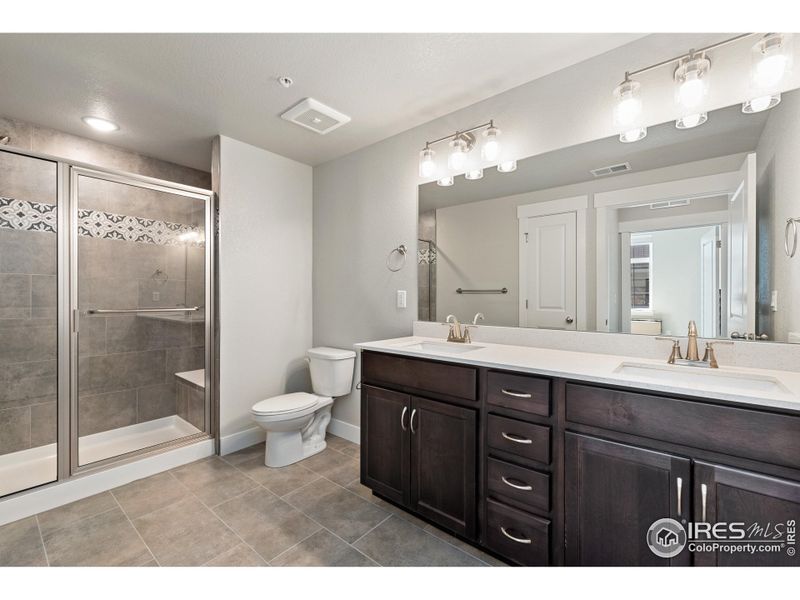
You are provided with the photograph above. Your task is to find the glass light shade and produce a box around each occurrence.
[418,148,436,178]
[613,79,642,126]
[755,52,788,88]
[437,176,454,187]
[753,34,791,90]
[675,112,707,130]
[481,126,501,161]
[619,127,647,143]
[448,137,469,171]
[465,169,483,180]
[674,56,710,110]
[742,93,781,114]
[497,160,517,173]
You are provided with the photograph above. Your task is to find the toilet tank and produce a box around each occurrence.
[308,347,356,397]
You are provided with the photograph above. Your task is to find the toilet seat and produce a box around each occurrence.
[252,392,320,416]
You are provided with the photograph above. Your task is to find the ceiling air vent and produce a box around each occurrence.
[590,162,631,177]
[280,98,351,135]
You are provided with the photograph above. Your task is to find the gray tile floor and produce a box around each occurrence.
[0,435,504,567]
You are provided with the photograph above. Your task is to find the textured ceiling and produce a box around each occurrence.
[0,33,644,170]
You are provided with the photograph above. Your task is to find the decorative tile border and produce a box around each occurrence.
[418,247,436,264]
[0,197,204,246]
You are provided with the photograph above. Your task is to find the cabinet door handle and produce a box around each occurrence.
[501,432,532,444]
[500,527,532,545]
[501,389,532,399]
[501,476,533,491]
[701,483,708,522]
[409,409,417,434]
[400,406,408,431]
[676,477,683,518]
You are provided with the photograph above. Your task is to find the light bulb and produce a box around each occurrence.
[497,160,517,173]
[437,176,454,187]
[675,112,707,130]
[613,79,642,126]
[481,126,501,161]
[448,136,469,171]
[465,169,483,180]
[82,116,119,132]
[674,56,710,110]
[418,147,436,178]
[755,53,788,88]
[742,93,781,114]
[619,127,647,143]
[753,34,790,90]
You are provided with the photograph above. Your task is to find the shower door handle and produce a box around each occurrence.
[87,306,200,315]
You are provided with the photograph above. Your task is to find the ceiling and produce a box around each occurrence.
[419,99,773,212]
[0,33,644,170]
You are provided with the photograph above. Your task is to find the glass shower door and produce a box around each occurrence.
[0,149,59,496]
[73,168,210,467]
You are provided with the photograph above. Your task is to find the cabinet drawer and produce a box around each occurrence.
[485,499,550,566]
[361,351,477,402]
[566,383,800,470]
[487,371,550,416]
[487,415,550,464]
[487,457,550,513]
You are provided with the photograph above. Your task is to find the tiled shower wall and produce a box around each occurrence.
[0,116,211,456]
[417,211,436,321]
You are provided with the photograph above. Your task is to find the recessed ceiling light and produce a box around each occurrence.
[82,116,119,132]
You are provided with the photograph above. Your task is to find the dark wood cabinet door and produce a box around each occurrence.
[693,461,800,566]
[361,385,410,506]
[565,433,691,566]
[410,396,477,538]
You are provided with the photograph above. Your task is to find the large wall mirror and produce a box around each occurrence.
[417,86,800,343]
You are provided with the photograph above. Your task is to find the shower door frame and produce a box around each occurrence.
[0,144,217,497]
[68,166,217,476]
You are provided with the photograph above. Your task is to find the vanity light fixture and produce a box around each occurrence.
[418,120,503,180]
[619,127,647,143]
[497,160,517,173]
[674,54,711,110]
[613,75,643,127]
[465,168,484,180]
[437,176,454,187]
[81,116,119,132]
[419,146,436,178]
[752,33,791,89]
[675,112,708,129]
[742,93,782,113]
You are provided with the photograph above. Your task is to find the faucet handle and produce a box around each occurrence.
[655,336,683,364]
[702,340,733,369]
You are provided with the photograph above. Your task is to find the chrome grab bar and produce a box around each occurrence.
[456,287,508,294]
[500,527,532,545]
[87,307,200,315]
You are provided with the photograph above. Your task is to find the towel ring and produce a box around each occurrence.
[386,244,408,272]
[786,218,799,258]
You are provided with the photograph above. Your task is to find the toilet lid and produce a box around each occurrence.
[252,392,318,416]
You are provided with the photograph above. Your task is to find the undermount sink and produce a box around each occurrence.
[400,341,484,355]
[613,362,793,396]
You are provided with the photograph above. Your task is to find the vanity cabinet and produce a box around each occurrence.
[360,366,478,538]
[564,433,691,566]
[359,349,800,567]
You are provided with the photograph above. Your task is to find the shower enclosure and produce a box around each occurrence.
[0,146,215,499]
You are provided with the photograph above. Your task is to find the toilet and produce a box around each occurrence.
[251,347,356,468]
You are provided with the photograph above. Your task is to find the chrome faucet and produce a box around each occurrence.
[656,320,733,368]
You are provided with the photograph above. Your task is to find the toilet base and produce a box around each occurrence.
[263,404,332,468]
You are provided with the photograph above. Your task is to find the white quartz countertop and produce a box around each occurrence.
[354,336,800,413]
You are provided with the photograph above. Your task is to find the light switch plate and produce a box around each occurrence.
[396,290,407,309]
[152,291,160,302]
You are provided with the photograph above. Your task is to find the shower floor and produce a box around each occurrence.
[0,415,201,497]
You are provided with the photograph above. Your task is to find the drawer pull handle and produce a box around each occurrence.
[701,483,708,522]
[676,477,682,518]
[400,406,408,431]
[501,476,532,491]
[501,432,532,444]
[501,389,532,399]
[500,527,532,545]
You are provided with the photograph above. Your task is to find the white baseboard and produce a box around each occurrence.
[328,418,360,444]
[0,438,214,527]
[220,426,265,456]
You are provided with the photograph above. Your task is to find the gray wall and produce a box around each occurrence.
[1,116,210,457]
[312,33,800,429]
